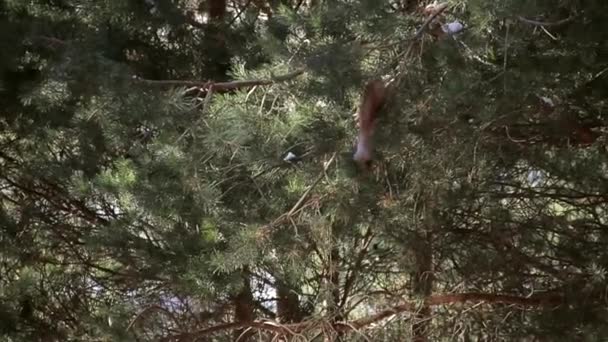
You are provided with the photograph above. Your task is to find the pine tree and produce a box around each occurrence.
[2,0,608,341]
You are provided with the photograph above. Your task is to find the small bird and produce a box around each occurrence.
[283,151,299,162]
[442,21,465,36]
[353,79,388,170]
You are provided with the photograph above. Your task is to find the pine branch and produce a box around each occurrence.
[0,175,108,226]
[127,305,183,333]
[134,68,305,92]
[516,15,575,27]
[340,228,374,309]
[165,291,563,340]
[256,153,336,240]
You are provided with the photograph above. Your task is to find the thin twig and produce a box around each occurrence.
[540,26,558,40]
[127,305,182,333]
[287,153,336,217]
[175,84,215,144]
[228,0,254,26]
[254,154,336,241]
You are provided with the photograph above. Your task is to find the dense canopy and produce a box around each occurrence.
[2,0,608,341]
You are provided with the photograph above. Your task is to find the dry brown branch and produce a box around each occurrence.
[347,292,562,331]
[428,292,562,307]
[134,68,305,92]
[163,291,563,340]
[165,321,293,341]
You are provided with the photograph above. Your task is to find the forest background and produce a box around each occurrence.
[2,0,608,341]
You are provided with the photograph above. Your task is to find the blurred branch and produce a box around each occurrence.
[134,68,305,92]
[27,36,68,50]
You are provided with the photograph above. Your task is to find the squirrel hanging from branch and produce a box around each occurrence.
[347,3,466,173]
[352,79,388,170]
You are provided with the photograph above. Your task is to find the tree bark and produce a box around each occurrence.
[276,279,304,323]
[233,272,255,341]
[208,0,226,21]
[327,245,344,341]
[411,230,434,342]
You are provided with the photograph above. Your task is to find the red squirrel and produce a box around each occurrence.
[353,79,387,169]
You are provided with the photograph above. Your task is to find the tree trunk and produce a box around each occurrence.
[276,279,304,323]
[328,245,344,341]
[208,0,226,21]
[411,231,434,341]
[233,272,255,341]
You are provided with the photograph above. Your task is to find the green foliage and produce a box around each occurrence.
[2,0,608,341]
